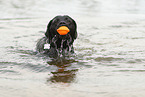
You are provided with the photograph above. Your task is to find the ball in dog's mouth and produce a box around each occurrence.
[57,26,70,35]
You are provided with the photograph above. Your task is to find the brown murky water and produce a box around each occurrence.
[1,0,145,97]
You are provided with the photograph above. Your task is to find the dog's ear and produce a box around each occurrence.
[72,19,77,40]
[45,20,53,43]
[65,15,78,40]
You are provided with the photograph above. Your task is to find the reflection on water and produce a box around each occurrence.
[47,58,78,83]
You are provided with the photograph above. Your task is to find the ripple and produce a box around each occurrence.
[0,70,20,75]
[94,57,123,62]
[127,59,142,64]
[0,61,21,75]
[113,69,145,72]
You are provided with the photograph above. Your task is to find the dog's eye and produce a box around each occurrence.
[53,19,59,23]
[68,20,72,24]
[65,18,68,20]
[65,18,72,24]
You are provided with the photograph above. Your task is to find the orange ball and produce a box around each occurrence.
[57,26,70,35]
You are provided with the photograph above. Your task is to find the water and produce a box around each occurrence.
[1,0,145,97]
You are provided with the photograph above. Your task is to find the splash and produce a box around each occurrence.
[51,34,73,58]
[59,39,66,57]
[67,34,73,53]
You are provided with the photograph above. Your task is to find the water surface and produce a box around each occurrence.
[1,0,145,97]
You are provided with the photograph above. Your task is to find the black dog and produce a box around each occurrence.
[36,15,77,58]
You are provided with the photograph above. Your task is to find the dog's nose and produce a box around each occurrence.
[59,21,66,25]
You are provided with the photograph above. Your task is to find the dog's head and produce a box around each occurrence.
[45,15,77,49]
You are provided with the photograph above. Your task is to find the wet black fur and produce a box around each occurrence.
[36,15,77,58]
